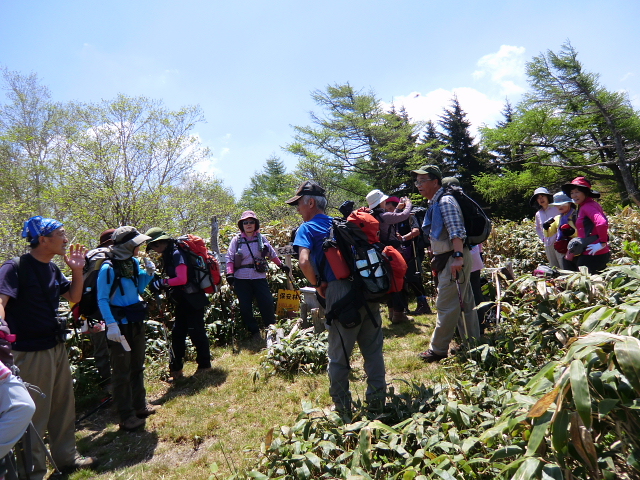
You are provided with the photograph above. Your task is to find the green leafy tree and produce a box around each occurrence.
[479,42,640,207]
[57,94,213,242]
[287,83,421,202]
[438,95,485,195]
[240,155,299,222]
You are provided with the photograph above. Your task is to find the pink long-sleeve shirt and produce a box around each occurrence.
[575,197,610,255]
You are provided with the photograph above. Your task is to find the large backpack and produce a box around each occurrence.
[441,185,492,246]
[74,248,135,321]
[326,208,406,300]
[175,234,221,294]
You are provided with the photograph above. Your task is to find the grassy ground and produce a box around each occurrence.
[67,306,446,479]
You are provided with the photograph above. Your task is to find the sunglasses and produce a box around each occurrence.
[242,220,256,225]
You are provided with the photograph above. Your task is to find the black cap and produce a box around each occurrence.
[285,180,326,205]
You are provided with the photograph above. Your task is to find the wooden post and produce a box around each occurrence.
[210,216,225,274]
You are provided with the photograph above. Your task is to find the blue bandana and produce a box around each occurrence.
[21,216,64,241]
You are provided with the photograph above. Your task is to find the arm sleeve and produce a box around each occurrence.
[167,264,188,287]
[225,236,237,275]
[380,205,412,224]
[264,239,282,266]
[440,196,466,240]
[588,207,609,243]
[135,258,153,293]
[544,216,559,238]
[0,262,19,299]
[535,211,545,242]
[97,264,116,325]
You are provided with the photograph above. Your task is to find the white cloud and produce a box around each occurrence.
[194,134,231,178]
[386,87,505,137]
[621,72,635,82]
[386,46,527,138]
[473,45,527,96]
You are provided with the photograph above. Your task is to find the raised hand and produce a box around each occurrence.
[64,243,87,270]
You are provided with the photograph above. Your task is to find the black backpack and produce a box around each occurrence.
[76,249,136,320]
[324,211,393,302]
[441,185,492,246]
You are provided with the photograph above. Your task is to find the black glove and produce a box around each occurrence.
[559,223,575,237]
[226,274,235,287]
[279,264,291,274]
[148,277,165,294]
[543,218,554,231]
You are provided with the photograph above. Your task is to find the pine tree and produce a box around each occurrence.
[438,96,484,194]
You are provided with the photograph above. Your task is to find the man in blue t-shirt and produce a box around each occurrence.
[0,216,97,478]
[286,181,385,416]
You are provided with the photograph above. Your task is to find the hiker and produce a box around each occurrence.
[83,228,116,389]
[384,196,431,316]
[97,226,155,431]
[0,216,97,478]
[224,211,289,345]
[561,177,610,274]
[413,166,480,362]
[145,228,213,380]
[0,317,35,460]
[287,181,386,414]
[367,189,414,324]
[542,192,579,271]
[530,187,562,268]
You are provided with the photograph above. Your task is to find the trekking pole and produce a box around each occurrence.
[411,241,420,275]
[75,395,113,425]
[455,271,470,341]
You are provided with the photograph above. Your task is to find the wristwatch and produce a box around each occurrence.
[452,251,464,258]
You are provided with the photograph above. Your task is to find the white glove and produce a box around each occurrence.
[586,243,604,255]
[144,257,156,275]
[106,323,123,343]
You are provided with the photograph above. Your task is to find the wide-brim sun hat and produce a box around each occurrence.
[549,192,574,206]
[113,226,151,247]
[529,187,554,207]
[238,210,260,231]
[144,227,172,247]
[366,189,389,209]
[561,176,600,199]
[98,228,117,248]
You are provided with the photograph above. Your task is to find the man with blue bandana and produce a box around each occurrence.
[0,216,97,478]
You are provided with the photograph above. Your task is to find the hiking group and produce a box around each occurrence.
[0,164,611,478]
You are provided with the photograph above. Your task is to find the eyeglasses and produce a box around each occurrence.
[414,178,435,187]
[242,220,256,225]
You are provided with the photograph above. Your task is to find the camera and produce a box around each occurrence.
[254,258,268,273]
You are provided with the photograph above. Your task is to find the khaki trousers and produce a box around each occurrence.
[13,343,78,480]
[430,249,480,356]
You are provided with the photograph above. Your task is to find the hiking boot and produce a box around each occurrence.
[136,405,158,418]
[120,415,145,431]
[391,311,413,324]
[59,454,98,473]
[412,299,432,315]
[418,349,448,363]
[250,331,265,349]
[168,370,183,383]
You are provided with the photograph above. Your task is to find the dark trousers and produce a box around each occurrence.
[234,278,275,334]
[170,293,211,371]
[577,251,611,274]
[108,322,146,422]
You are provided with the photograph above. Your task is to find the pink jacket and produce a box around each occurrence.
[576,197,610,255]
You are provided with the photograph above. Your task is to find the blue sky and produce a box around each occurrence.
[2,0,639,197]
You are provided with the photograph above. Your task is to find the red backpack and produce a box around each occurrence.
[175,235,221,294]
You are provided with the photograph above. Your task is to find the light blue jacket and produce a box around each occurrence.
[97,258,152,325]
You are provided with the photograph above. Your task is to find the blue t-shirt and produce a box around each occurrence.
[0,254,71,352]
[293,213,336,282]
